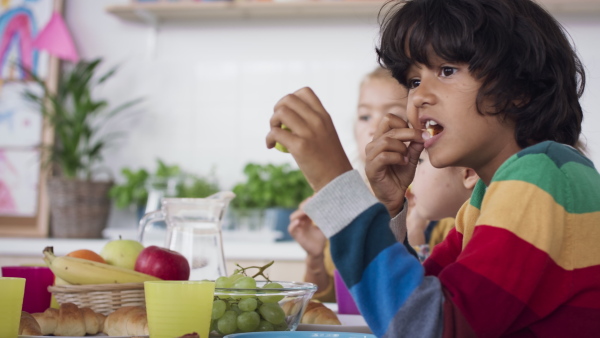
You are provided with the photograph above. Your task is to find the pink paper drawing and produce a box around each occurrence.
[0,1,52,80]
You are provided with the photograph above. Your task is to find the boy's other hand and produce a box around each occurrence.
[365,113,426,217]
[266,87,353,192]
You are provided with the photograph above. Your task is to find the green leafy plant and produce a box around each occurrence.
[231,163,313,210]
[108,168,149,209]
[177,173,220,198]
[110,159,220,209]
[22,58,142,180]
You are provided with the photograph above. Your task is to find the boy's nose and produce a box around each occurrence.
[412,81,435,108]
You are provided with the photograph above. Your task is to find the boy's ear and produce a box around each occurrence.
[462,168,479,190]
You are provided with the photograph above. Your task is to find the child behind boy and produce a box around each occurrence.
[266,0,600,336]
[407,151,478,261]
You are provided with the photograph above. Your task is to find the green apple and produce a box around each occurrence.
[100,237,145,270]
[274,124,291,153]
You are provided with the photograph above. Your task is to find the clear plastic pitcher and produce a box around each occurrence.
[138,192,235,281]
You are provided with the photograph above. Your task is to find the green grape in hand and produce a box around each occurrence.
[275,124,291,153]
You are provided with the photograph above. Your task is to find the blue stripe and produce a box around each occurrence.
[351,243,424,336]
[331,203,425,337]
[331,204,398,288]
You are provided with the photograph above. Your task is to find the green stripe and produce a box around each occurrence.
[517,141,595,170]
[469,180,486,209]
[492,153,600,214]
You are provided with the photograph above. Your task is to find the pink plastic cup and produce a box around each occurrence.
[334,269,360,315]
[1,266,55,313]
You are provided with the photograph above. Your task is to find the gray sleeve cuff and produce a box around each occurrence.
[304,170,378,238]
[389,199,408,242]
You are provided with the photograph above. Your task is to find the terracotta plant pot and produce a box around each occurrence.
[47,177,113,238]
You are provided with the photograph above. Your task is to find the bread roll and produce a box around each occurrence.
[103,306,149,336]
[19,311,42,336]
[301,301,341,325]
[31,303,105,336]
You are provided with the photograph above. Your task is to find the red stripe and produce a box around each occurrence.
[424,227,463,276]
[429,226,600,336]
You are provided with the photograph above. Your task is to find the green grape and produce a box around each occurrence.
[231,276,258,299]
[230,303,243,315]
[216,276,233,299]
[259,303,286,324]
[212,299,227,320]
[216,276,232,288]
[238,297,258,312]
[217,310,238,335]
[229,273,245,284]
[273,320,289,331]
[260,282,285,303]
[237,311,261,332]
[233,276,257,289]
[257,319,275,332]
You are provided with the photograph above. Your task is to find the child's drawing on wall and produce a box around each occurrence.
[0,0,53,81]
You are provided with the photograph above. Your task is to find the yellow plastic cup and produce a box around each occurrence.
[0,277,26,338]
[144,280,215,338]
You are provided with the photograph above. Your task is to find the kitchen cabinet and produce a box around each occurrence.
[106,0,600,23]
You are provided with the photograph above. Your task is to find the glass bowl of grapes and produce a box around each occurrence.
[209,262,317,337]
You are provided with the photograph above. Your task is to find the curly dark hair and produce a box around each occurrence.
[376,0,586,148]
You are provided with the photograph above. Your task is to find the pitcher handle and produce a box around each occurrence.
[138,210,165,243]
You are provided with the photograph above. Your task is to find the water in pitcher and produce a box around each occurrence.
[166,219,227,281]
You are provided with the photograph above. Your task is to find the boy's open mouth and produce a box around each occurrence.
[425,120,444,136]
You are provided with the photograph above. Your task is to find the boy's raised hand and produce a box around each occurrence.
[365,114,426,217]
[266,87,353,192]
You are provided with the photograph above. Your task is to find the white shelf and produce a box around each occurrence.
[106,1,388,22]
[106,0,600,23]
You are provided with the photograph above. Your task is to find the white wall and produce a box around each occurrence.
[63,1,600,228]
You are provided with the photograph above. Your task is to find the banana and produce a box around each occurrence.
[43,246,162,285]
[54,276,72,286]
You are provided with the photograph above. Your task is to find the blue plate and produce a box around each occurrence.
[224,332,376,338]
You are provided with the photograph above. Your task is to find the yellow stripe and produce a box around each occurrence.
[456,180,600,270]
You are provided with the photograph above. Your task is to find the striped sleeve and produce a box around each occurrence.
[306,171,444,337]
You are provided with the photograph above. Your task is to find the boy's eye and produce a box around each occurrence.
[407,78,420,89]
[440,67,457,77]
[358,114,371,122]
[417,158,424,165]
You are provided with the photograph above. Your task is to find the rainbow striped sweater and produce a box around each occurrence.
[304,141,600,337]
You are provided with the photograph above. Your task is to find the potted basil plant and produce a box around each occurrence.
[230,163,313,241]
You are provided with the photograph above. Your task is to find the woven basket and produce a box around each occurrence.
[47,177,113,238]
[48,283,145,315]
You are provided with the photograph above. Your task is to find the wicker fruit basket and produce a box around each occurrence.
[48,283,145,315]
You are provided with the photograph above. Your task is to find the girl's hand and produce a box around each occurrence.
[365,113,427,217]
[288,198,327,258]
[266,87,353,192]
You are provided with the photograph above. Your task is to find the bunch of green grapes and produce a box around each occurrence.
[211,262,289,335]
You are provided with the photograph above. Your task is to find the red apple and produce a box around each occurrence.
[134,246,190,280]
